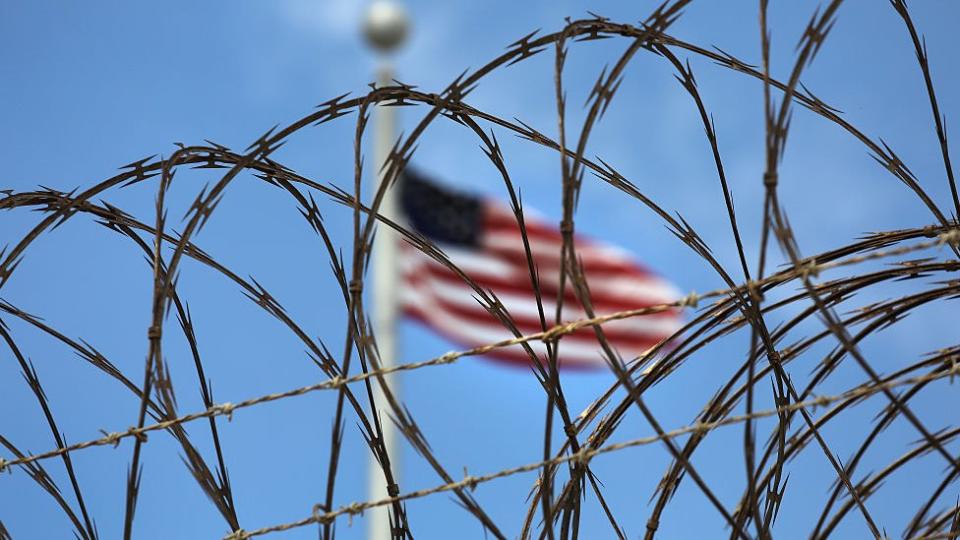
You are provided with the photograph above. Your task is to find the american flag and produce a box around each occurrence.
[398,170,683,369]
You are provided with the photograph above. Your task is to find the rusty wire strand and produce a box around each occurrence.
[214,362,960,540]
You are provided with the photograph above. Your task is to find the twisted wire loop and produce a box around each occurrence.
[0,228,953,471]
[225,365,960,539]
[4,7,960,539]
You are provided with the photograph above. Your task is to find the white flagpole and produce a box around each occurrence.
[363,2,408,539]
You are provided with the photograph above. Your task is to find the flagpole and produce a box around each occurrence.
[363,2,408,539]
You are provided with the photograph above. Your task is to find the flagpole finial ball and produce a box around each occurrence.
[363,0,409,53]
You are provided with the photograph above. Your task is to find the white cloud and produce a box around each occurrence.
[281,0,366,40]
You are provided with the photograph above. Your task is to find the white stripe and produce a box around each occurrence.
[404,270,684,336]
[483,232,633,263]
[598,277,683,304]
[400,244,514,276]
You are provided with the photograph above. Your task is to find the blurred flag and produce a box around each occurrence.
[398,169,683,369]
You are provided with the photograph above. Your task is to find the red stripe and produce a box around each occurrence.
[403,303,626,370]
[484,202,560,239]
[404,271,673,349]
[483,205,655,276]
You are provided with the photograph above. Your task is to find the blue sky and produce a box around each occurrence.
[2,1,959,538]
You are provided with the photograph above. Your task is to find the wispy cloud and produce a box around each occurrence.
[281,0,366,40]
